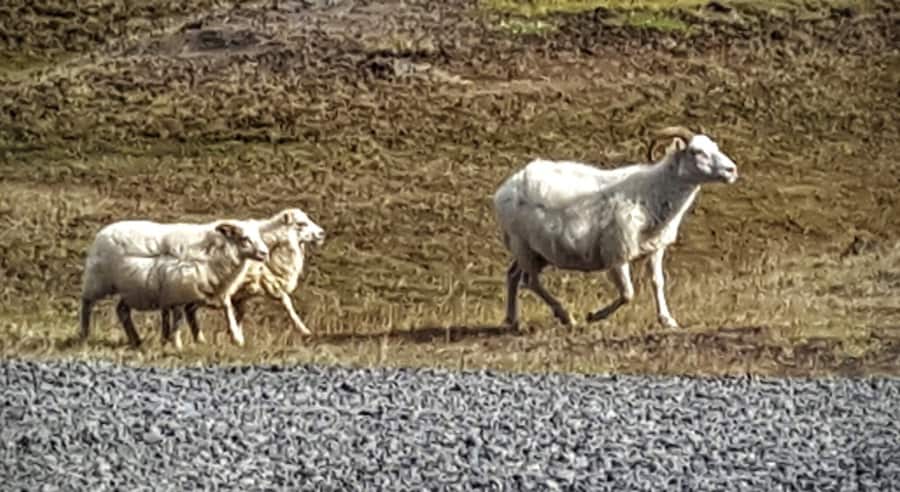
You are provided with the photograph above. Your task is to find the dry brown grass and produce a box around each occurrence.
[1,0,898,376]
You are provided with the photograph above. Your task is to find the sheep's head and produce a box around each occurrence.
[277,208,326,246]
[648,126,738,184]
[216,221,269,262]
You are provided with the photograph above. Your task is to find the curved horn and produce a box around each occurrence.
[646,126,697,162]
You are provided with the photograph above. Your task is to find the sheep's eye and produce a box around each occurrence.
[298,222,308,229]
[240,237,251,245]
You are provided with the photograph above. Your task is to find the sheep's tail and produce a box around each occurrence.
[79,298,93,340]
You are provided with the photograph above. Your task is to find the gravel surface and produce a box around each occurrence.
[1,359,899,491]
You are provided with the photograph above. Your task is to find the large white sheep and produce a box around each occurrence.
[79,219,270,348]
[492,126,739,330]
[163,208,326,349]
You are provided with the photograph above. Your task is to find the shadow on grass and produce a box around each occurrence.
[314,324,517,345]
[55,335,142,352]
[40,323,899,377]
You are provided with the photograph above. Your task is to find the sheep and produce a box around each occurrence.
[79,219,270,348]
[162,208,326,349]
[492,126,739,330]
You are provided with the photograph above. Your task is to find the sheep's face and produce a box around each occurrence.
[679,135,738,184]
[216,222,269,262]
[280,209,326,246]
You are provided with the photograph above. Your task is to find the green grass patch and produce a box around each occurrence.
[483,1,693,34]
[495,18,559,34]
[481,0,706,18]
[481,0,877,19]
[0,53,65,81]
[620,10,690,31]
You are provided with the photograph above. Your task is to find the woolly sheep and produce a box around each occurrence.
[164,208,326,349]
[492,126,739,330]
[79,219,270,348]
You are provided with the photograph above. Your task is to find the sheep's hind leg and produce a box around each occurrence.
[161,309,172,345]
[235,300,247,325]
[503,260,524,330]
[649,249,679,328]
[524,271,574,328]
[184,304,205,344]
[79,298,94,341]
[115,300,142,348]
[586,263,634,323]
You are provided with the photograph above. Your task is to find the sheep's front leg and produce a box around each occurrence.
[586,263,634,323]
[184,304,205,344]
[161,308,183,349]
[79,298,94,341]
[525,271,574,328]
[161,309,171,342]
[222,297,245,347]
[160,308,173,346]
[280,293,312,335]
[649,249,678,328]
[115,300,142,348]
[503,260,524,330]
[168,307,184,351]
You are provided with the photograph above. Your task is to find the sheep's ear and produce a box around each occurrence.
[281,211,294,225]
[215,222,241,239]
[667,137,687,154]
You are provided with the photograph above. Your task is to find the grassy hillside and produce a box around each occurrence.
[1,0,898,376]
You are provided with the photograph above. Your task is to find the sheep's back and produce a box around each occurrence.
[519,159,643,209]
[92,220,214,259]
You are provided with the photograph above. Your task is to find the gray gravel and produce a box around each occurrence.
[1,359,898,491]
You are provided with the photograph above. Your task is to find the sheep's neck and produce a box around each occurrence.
[257,218,284,236]
[201,239,250,296]
[629,163,700,233]
[267,239,305,285]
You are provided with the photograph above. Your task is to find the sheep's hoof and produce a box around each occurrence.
[503,318,520,331]
[659,316,679,329]
[195,332,207,344]
[585,311,606,323]
[556,316,577,330]
[294,330,313,342]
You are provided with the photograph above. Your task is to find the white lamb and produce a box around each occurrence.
[493,126,739,330]
[79,219,270,348]
[163,208,326,349]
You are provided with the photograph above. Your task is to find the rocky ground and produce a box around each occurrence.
[2,358,899,490]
